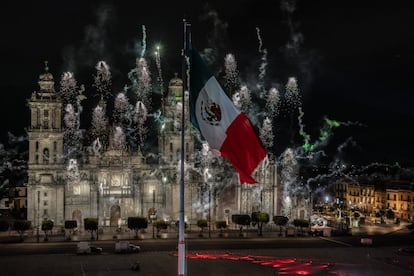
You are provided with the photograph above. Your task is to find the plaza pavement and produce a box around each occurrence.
[0,222,413,275]
[1,245,413,275]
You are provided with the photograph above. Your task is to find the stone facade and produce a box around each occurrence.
[26,67,286,231]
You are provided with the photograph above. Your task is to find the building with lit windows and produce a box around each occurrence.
[336,180,414,221]
[387,182,413,221]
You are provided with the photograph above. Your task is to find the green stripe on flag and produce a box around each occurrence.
[189,47,213,131]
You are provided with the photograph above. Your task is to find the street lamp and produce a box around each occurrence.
[151,189,156,239]
[309,190,313,233]
[208,188,211,238]
[96,184,100,241]
[37,190,40,243]
[260,189,263,211]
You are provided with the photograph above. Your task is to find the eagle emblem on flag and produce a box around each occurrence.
[200,99,221,125]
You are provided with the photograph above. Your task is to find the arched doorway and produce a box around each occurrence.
[72,209,82,230]
[110,205,121,227]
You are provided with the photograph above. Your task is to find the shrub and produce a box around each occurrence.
[84,217,98,240]
[0,220,9,232]
[128,217,148,238]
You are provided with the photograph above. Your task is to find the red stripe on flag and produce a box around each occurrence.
[220,113,267,184]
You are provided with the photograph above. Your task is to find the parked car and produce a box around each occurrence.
[128,243,141,253]
[115,241,141,253]
[397,247,414,255]
[76,242,102,255]
[77,242,91,254]
[90,246,103,254]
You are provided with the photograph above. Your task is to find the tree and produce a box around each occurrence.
[41,219,54,241]
[197,219,208,237]
[0,220,9,232]
[154,220,168,237]
[13,220,31,241]
[84,217,98,240]
[232,214,251,237]
[251,211,269,236]
[273,216,289,236]
[127,217,148,239]
[386,209,395,220]
[64,220,77,240]
[216,221,227,237]
[293,219,310,236]
[175,220,188,229]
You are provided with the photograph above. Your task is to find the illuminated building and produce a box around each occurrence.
[26,67,283,230]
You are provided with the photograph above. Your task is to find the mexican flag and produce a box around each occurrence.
[189,48,267,184]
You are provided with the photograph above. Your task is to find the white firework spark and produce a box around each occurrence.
[91,104,108,147]
[260,117,274,149]
[266,87,281,118]
[285,77,301,110]
[256,27,268,96]
[113,126,126,150]
[140,25,146,58]
[134,101,148,149]
[154,45,164,93]
[280,148,298,216]
[92,138,102,155]
[113,92,130,125]
[93,60,112,101]
[134,101,148,125]
[224,53,239,94]
[59,72,78,105]
[136,57,152,109]
[64,104,76,129]
[237,85,251,112]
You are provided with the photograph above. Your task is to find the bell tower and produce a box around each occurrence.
[158,74,199,219]
[158,73,196,165]
[27,62,65,228]
[27,62,63,165]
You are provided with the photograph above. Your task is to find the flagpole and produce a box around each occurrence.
[178,19,190,276]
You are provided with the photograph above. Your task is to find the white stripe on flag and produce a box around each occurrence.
[195,76,240,150]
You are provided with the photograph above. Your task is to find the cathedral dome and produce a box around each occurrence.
[168,73,183,87]
[39,71,54,82]
[37,61,56,94]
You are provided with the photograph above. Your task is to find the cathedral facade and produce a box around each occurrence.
[26,66,286,232]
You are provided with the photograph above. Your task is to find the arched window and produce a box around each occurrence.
[43,110,49,129]
[52,109,56,129]
[36,109,40,127]
[176,149,180,161]
[185,143,189,161]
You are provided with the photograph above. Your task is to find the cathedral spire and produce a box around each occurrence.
[44,60,49,73]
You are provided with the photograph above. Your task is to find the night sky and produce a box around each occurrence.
[0,0,413,166]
